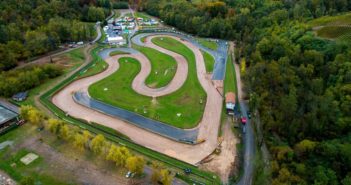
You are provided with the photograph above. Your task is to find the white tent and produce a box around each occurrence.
[108,36,124,43]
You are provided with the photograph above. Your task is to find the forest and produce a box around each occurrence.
[0,64,63,97]
[140,0,351,184]
[0,0,111,71]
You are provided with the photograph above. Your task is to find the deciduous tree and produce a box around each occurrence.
[90,134,106,155]
[126,156,145,175]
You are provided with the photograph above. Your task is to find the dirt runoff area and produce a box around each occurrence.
[200,117,239,184]
[0,170,16,185]
[12,132,144,185]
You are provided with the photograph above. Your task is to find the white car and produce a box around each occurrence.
[125,171,132,178]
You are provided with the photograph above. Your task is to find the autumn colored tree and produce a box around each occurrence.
[47,118,61,134]
[90,134,106,155]
[73,133,86,151]
[126,156,145,175]
[160,169,173,185]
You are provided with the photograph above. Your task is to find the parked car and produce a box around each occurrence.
[125,171,132,178]
[241,117,247,125]
[184,168,192,174]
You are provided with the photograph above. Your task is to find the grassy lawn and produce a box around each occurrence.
[197,38,218,50]
[316,26,351,41]
[79,47,108,78]
[133,44,177,88]
[98,27,107,43]
[0,124,123,185]
[89,36,206,128]
[15,48,85,107]
[135,12,152,20]
[308,12,351,26]
[201,50,215,72]
[89,57,152,115]
[0,148,69,185]
[224,54,237,94]
[0,125,72,185]
[124,13,133,17]
[309,12,351,42]
[150,37,206,127]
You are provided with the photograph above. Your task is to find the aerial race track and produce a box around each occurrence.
[52,32,228,164]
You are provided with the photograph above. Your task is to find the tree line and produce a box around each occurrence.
[0,0,111,71]
[140,0,351,184]
[19,106,174,185]
[0,64,63,97]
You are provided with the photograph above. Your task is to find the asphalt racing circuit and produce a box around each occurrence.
[52,33,228,165]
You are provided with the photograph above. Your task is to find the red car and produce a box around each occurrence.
[241,117,247,125]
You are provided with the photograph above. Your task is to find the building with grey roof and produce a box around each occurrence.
[0,103,20,134]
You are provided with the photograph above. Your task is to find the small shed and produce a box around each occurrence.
[12,91,28,102]
[225,92,236,115]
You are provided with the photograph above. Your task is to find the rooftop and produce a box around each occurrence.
[225,92,236,103]
[0,104,18,125]
[12,91,28,101]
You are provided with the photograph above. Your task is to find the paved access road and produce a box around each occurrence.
[52,34,223,165]
[231,42,255,185]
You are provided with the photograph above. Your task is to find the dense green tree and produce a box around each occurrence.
[0,0,108,71]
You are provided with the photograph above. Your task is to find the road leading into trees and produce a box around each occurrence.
[231,42,255,185]
[52,34,223,165]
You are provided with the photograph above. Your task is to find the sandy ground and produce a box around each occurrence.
[52,35,223,165]
[0,170,16,185]
[200,117,238,183]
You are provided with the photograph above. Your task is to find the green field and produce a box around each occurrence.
[197,38,218,50]
[316,26,351,41]
[0,147,69,185]
[202,50,215,72]
[309,13,351,42]
[89,37,206,128]
[133,44,177,88]
[78,47,108,78]
[309,13,351,26]
[224,54,237,94]
[135,12,152,20]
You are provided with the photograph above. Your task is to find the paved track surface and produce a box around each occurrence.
[52,34,223,164]
[74,91,198,142]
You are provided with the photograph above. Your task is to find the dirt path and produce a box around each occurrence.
[52,34,222,164]
[15,135,132,185]
[200,117,238,183]
[0,170,16,185]
[34,45,94,117]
